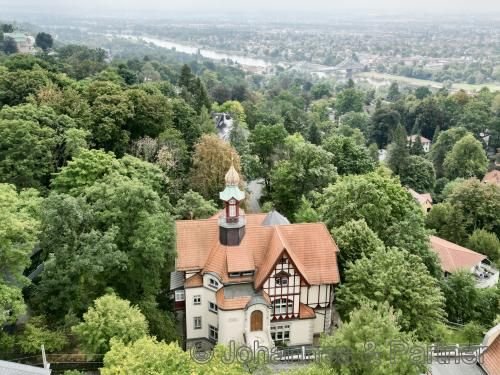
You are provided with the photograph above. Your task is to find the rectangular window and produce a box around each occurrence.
[273,298,293,315]
[271,325,290,344]
[194,316,202,330]
[193,295,201,305]
[208,278,219,289]
[209,302,218,314]
[229,204,236,217]
[175,290,185,301]
[242,271,254,276]
[229,272,241,277]
[209,325,218,341]
[276,277,288,286]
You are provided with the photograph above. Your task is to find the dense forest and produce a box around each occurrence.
[1,25,499,374]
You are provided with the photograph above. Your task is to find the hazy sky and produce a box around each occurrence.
[2,0,500,15]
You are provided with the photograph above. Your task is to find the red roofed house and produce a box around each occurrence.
[430,236,499,288]
[481,324,500,375]
[483,170,500,186]
[407,134,432,153]
[171,165,341,350]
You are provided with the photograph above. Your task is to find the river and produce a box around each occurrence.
[119,35,271,68]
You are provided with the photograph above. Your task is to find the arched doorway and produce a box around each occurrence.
[250,310,263,331]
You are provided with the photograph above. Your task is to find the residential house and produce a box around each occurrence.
[171,165,341,350]
[482,170,500,187]
[4,32,35,53]
[408,188,433,213]
[430,236,499,288]
[481,323,500,375]
[407,134,432,153]
[430,323,500,374]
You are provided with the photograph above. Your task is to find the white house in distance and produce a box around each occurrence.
[430,236,499,288]
[171,166,341,350]
[4,32,35,54]
[407,134,432,153]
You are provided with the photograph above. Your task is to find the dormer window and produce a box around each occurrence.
[208,278,219,289]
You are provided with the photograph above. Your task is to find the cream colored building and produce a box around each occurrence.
[171,166,341,350]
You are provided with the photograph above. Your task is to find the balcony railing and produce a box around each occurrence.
[218,214,246,228]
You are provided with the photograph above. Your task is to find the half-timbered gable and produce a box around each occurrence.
[172,165,341,350]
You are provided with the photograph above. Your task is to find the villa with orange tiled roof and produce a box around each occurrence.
[170,165,341,351]
[430,236,499,288]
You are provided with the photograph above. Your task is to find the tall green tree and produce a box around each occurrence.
[443,134,488,179]
[332,219,384,272]
[369,106,401,147]
[35,32,53,52]
[0,119,56,189]
[337,247,445,340]
[73,294,149,355]
[0,184,42,326]
[425,203,468,244]
[400,155,436,193]
[335,88,364,115]
[429,127,469,177]
[320,302,426,375]
[174,190,218,220]
[466,229,500,263]
[270,135,337,219]
[322,135,375,176]
[249,123,288,190]
[447,179,500,237]
[386,124,409,176]
[319,172,439,274]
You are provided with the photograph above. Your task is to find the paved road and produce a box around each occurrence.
[247,179,264,213]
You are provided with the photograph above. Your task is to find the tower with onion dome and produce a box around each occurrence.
[219,164,246,246]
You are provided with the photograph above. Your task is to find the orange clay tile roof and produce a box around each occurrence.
[176,212,340,288]
[184,273,203,288]
[483,170,500,186]
[483,328,500,375]
[430,236,486,274]
[299,303,316,319]
[216,288,252,311]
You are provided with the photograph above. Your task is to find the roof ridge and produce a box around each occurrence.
[275,226,310,284]
[431,236,485,255]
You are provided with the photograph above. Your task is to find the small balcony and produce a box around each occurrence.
[218,214,246,228]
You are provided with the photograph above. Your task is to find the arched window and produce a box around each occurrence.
[250,310,263,331]
[273,298,293,315]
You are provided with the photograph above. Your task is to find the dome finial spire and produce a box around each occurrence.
[225,159,240,186]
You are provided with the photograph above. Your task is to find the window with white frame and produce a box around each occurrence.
[209,325,218,341]
[208,302,218,314]
[271,325,290,343]
[208,278,219,289]
[174,290,185,301]
[194,316,202,330]
[273,298,293,315]
[193,295,201,305]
